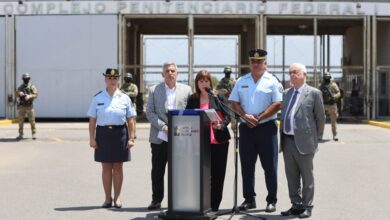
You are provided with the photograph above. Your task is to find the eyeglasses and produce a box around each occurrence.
[106,77,118,80]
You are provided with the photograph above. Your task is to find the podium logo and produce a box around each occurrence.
[173,126,199,136]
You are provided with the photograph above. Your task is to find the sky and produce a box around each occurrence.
[143,34,343,86]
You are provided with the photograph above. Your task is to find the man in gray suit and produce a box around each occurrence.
[280,63,325,218]
[145,61,192,210]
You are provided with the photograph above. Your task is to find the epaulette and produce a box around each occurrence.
[94,91,102,96]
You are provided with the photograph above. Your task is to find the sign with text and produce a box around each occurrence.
[1,1,390,16]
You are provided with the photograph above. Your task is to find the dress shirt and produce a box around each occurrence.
[283,84,305,135]
[87,89,136,126]
[165,83,176,110]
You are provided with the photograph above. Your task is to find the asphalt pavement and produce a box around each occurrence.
[0,121,390,220]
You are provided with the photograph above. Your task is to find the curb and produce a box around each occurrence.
[0,119,17,126]
[362,120,390,129]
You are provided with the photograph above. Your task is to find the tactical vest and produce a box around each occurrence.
[18,85,34,106]
[121,83,137,103]
[217,78,235,94]
[320,84,335,105]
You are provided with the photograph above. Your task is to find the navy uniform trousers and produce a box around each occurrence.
[151,141,168,203]
[239,120,278,204]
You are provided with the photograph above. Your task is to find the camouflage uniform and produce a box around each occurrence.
[216,76,236,131]
[319,80,341,140]
[120,82,138,108]
[121,80,138,138]
[216,77,236,97]
[16,82,38,139]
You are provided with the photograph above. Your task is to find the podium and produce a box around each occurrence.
[159,109,216,220]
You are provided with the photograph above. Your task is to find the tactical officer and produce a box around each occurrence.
[16,73,38,140]
[229,49,283,213]
[216,66,236,131]
[216,66,236,97]
[319,72,341,141]
[120,73,138,138]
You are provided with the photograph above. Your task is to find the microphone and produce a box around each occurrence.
[205,87,214,96]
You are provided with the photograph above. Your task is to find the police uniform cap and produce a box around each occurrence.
[124,72,133,80]
[323,72,332,79]
[22,73,30,79]
[103,68,120,77]
[223,66,232,74]
[248,48,267,60]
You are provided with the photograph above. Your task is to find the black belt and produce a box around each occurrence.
[240,119,275,127]
[97,124,126,129]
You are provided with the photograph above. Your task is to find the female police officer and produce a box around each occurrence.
[87,68,136,208]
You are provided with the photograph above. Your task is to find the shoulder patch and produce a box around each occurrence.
[94,91,102,96]
[278,85,284,93]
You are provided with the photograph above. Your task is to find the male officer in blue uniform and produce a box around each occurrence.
[229,48,283,212]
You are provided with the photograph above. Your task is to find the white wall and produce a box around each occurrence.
[16,15,117,118]
[0,17,5,118]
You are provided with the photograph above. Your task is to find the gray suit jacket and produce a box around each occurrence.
[146,82,192,144]
[280,84,325,155]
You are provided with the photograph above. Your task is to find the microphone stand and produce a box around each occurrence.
[206,90,266,220]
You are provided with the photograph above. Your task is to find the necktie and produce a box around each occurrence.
[284,90,299,133]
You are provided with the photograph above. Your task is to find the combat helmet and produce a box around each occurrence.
[223,66,232,74]
[22,73,30,79]
[323,72,332,80]
[124,72,133,80]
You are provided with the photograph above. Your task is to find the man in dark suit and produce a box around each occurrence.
[280,63,325,218]
[145,61,192,210]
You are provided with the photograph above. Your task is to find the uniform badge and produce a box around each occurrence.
[241,85,249,88]
[110,69,115,76]
[278,85,284,93]
[97,103,104,106]
[254,52,260,58]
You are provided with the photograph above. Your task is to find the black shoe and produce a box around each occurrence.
[333,135,339,141]
[102,200,112,208]
[147,201,161,210]
[281,207,305,216]
[299,209,312,218]
[265,203,276,212]
[238,200,256,211]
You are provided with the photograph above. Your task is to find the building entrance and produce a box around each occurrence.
[265,16,368,118]
[122,16,260,115]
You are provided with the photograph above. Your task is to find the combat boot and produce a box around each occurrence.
[32,133,36,140]
[16,134,23,140]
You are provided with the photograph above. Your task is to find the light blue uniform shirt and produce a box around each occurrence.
[87,89,136,126]
[229,71,283,123]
